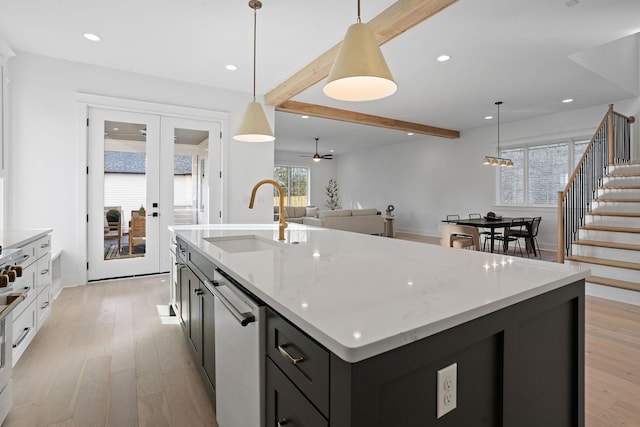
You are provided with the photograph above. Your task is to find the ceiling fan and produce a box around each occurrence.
[300,138,333,162]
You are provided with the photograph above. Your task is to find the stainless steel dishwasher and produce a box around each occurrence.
[210,269,265,427]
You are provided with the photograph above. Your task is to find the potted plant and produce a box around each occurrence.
[106,208,121,223]
[325,179,341,210]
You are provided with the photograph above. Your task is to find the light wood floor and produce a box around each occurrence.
[5,275,217,427]
[5,250,640,426]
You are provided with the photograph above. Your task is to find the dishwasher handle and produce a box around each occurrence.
[207,280,255,327]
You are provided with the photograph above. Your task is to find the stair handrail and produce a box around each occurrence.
[557,104,635,263]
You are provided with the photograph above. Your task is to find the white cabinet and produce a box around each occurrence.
[12,233,52,366]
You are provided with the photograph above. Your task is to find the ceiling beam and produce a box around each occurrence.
[276,101,460,139]
[265,0,458,107]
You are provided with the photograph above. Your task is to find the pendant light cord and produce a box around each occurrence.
[253,4,257,102]
[357,0,361,23]
[496,101,502,157]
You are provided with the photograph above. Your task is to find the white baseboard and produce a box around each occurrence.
[586,283,640,306]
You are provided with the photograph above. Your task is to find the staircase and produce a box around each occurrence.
[557,105,639,298]
[566,162,640,293]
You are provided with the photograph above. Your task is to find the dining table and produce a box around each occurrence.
[443,216,533,253]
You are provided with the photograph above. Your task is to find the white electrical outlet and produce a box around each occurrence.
[437,363,457,418]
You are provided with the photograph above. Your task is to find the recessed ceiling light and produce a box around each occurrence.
[225,64,238,71]
[112,127,119,131]
[562,98,574,103]
[301,115,310,119]
[329,149,335,153]
[407,132,414,136]
[485,115,493,120]
[83,33,101,42]
[436,54,451,62]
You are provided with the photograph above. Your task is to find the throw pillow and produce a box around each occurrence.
[306,206,319,218]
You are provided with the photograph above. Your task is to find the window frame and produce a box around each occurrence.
[496,136,591,207]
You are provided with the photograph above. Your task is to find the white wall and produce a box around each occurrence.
[336,99,640,251]
[6,52,275,287]
[274,150,337,208]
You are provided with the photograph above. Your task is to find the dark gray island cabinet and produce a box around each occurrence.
[171,230,584,427]
[265,283,584,427]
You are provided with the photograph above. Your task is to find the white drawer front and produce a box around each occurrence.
[12,263,37,319]
[15,241,38,269]
[36,235,51,258]
[12,301,36,366]
[37,286,52,330]
[36,256,51,292]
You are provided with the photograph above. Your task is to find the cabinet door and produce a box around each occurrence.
[266,358,328,427]
[179,265,190,332]
[201,285,216,401]
[188,271,203,362]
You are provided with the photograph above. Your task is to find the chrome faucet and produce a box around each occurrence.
[249,179,288,241]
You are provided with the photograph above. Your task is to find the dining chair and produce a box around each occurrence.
[469,213,502,252]
[440,224,480,251]
[446,214,460,222]
[509,217,542,257]
[494,218,525,256]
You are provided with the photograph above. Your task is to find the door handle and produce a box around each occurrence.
[147,212,159,217]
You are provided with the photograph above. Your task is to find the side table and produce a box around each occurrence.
[383,215,395,238]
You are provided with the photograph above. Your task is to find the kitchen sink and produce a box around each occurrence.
[203,235,284,253]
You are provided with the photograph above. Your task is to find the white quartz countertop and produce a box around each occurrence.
[0,228,52,249]
[171,223,588,363]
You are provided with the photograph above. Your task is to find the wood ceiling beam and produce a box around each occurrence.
[265,0,458,107]
[276,101,460,139]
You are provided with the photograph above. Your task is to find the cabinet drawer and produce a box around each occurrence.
[266,308,330,416]
[266,358,328,427]
[13,300,36,365]
[36,235,51,258]
[37,285,52,329]
[15,241,38,268]
[12,263,37,319]
[36,256,51,292]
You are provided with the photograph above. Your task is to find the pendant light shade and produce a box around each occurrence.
[233,0,274,143]
[234,101,275,142]
[323,2,397,102]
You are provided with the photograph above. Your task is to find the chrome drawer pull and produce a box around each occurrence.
[40,269,50,275]
[277,418,288,427]
[41,301,50,309]
[278,344,304,365]
[40,243,49,249]
[13,327,31,348]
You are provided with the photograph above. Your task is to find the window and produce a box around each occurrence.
[499,137,590,206]
[274,166,309,206]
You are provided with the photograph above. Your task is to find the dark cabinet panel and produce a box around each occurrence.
[202,285,216,403]
[188,270,203,362]
[266,358,328,427]
[178,264,190,333]
[266,308,330,416]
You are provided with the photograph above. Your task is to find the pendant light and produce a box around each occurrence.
[323,0,397,102]
[483,101,513,167]
[233,0,275,142]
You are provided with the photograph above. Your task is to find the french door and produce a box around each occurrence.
[87,108,221,281]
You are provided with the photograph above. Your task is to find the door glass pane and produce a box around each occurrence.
[173,128,209,225]
[103,121,147,260]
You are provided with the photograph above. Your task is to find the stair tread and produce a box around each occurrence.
[594,199,640,203]
[599,186,640,190]
[574,239,640,251]
[587,211,640,217]
[606,173,640,177]
[580,225,640,233]
[586,275,640,292]
[566,255,640,270]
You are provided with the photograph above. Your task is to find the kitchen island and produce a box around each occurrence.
[171,223,587,427]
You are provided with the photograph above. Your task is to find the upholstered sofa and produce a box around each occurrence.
[302,208,384,235]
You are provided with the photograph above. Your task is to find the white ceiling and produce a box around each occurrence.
[1,0,639,155]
